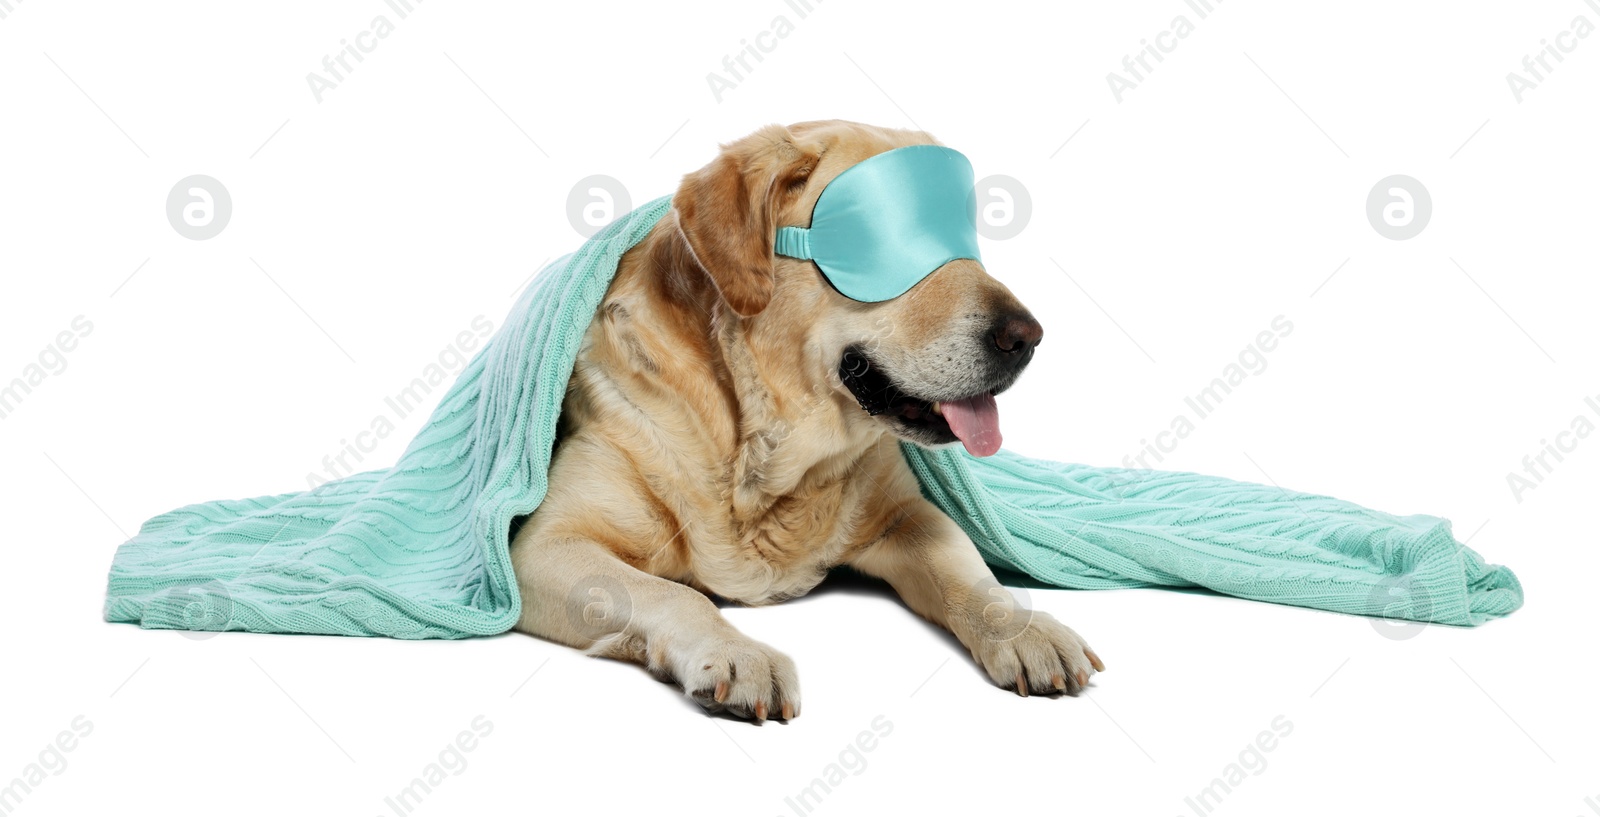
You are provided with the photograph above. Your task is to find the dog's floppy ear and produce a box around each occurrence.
[672,124,820,317]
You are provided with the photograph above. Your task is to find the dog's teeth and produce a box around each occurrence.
[931,402,942,415]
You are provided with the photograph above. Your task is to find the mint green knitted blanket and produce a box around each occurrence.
[103,197,1523,637]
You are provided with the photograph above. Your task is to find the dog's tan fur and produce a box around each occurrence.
[509,120,1101,721]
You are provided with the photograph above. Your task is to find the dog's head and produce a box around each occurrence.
[672,120,1040,457]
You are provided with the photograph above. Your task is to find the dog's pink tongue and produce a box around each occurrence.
[942,394,1002,457]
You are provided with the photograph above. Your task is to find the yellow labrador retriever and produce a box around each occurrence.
[509,120,1101,721]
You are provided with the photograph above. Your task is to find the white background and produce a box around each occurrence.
[2,1,1596,815]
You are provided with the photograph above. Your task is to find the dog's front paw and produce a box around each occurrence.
[967,607,1104,696]
[673,634,801,722]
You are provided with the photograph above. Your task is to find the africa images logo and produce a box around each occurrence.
[1105,0,1225,102]
[1505,0,1600,103]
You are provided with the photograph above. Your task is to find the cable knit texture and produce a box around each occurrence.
[104,196,1523,637]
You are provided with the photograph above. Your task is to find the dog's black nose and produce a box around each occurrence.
[991,314,1043,355]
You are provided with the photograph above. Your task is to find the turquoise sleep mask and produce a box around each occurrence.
[773,144,981,303]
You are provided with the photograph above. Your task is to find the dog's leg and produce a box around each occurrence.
[848,502,1104,696]
[509,531,800,722]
